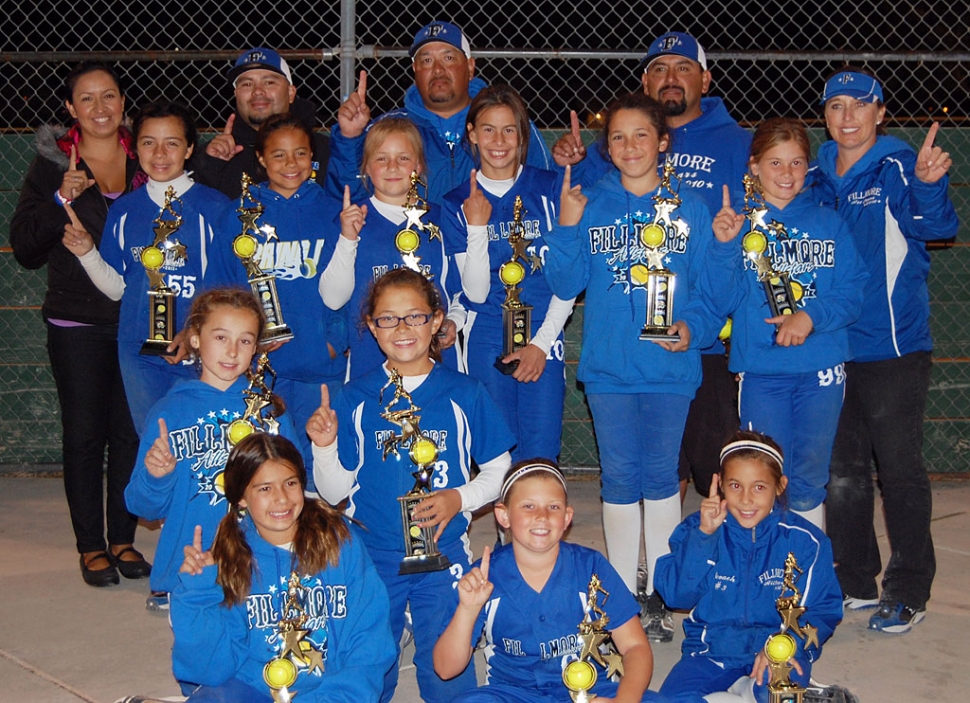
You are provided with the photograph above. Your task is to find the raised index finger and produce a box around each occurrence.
[357,70,368,101]
[193,524,203,552]
[62,202,83,229]
[223,114,235,135]
[562,164,572,194]
[570,110,581,140]
[721,184,732,210]
[921,121,940,152]
[480,544,491,581]
[69,145,78,171]
[320,383,331,410]
[469,169,478,194]
[709,473,720,499]
[343,184,352,209]
[158,417,170,442]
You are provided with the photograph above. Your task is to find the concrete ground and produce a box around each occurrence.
[0,474,966,703]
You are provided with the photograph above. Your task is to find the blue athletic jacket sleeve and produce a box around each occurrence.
[543,221,590,300]
[887,150,959,243]
[653,516,721,609]
[325,123,368,202]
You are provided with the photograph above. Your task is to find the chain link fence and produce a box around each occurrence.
[1,1,967,471]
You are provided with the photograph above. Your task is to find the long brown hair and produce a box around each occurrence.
[465,84,531,168]
[212,433,351,606]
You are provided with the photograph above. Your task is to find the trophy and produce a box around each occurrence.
[262,571,325,703]
[495,196,543,375]
[227,353,281,445]
[140,186,186,356]
[740,174,799,322]
[233,174,294,343]
[561,574,625,702]
[762,552,820,703]
[379,369,452,575]
[395,171,442,277]
[638,160,683,342]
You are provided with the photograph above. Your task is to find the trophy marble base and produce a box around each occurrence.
[139,339,178,356]
[639,326,680,342]
[399,552,452,575]
[262,324,295,344]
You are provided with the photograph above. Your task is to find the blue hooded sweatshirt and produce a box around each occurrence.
[810,135,958,362]
[327,78,553,205]
[654,508,843,672]
[209,180,349,382]
[544,170,734,397]
[720,190,869,374]
[125,375,299,594]
[172,518,396,702]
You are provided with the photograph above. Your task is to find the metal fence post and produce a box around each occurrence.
[340,0,356,101]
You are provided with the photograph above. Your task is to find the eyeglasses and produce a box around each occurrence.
[372,313,434,329]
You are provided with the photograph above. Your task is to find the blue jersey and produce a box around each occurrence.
[209,180,349,382]
[345,202,460,379]
[441,166,562,334]
[100,181,232,350]
[810,136,959,362]
[654,508,843,671]
[327,78,553,205]
[544,170,734,397]
[330,363,514,557]
[720,190,868,374]
[172,518,396,703]
[125,375,299,593]
[465,542,639,698]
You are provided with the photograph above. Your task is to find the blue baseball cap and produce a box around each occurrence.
[820,71,884,104]
[640,32,708,72]
[409,20,472,59]
[228,47,293,85]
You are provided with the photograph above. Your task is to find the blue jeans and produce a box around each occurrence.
[826,351,935,608]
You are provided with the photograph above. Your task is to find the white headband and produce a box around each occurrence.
[719,440,784,469]
[500,464,568,503]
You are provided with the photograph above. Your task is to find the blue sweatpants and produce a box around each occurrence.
[738,367,846,512]
[119,342,196,436]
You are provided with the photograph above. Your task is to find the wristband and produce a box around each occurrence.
[54,190,74,207]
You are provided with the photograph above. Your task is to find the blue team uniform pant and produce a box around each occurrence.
[185,678,268,702]
[118,342,196,436]
[587,393,691,502]
[661,655,811,703]
[454,681,667,702]
[368,543,476,703]
[465,331,565,462]
[826,351,935,608]
[738,368,846,512]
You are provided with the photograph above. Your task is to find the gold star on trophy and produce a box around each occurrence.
[563,574,626,701]
[763,553,819,702]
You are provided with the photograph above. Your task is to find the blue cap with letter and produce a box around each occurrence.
[228,47,293,85]
[820,71,884,104]
[409,20,472,59]
[640,32,708,72]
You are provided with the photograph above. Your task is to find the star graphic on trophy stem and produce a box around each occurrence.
[401,252,423,273]
[244,393,271,420]
[425,222,442,242]
[604,650,624,678]
[238,208,261,234]
[271,685,297,703]
[780,604,807,634]
[645,248,666,270]
[151,220,180,247]
[672,218,690,239]
[403,205,427,231]
[260,223,279,242]
[147,270,166,288]
[767,220,789,239]
[653,198,679,227]
[747,207,769,230]
[302,646,325,674]
[169,240,187,260]
[578,630,609,665]
[264,415,280,435]
[800,623,820,650]
[279,626,309,661]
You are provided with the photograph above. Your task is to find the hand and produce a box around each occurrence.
[259,338,290,354]
[504,344,547,383]
[164,329,192,365]
[768,310,813,347]
[552,110,588,167]
[712,185,745,242]
[306,384,338,447]
[462,170,492,226]
[180,525,215,575]
[653,320,691,352]
[412,488,462,542]
[914,121,952,184]
[751,649,803,685]
[145,418,177,478]
[558,165,587,226]
[59,145,96,201]
[61,202,95,256]
[340,185,368,240]
[205,115,244,161]
[699,474,727,535]
[455,545,494,609]
[337,71,371,138]
[438,318,458,349]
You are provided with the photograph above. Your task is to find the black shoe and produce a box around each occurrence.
[80,552,120,587]
[804,680,861,703]
[109,546,152,580]
[639,592,674,643]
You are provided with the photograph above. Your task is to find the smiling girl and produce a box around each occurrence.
[63,100,232,434]
[711,118,867,529]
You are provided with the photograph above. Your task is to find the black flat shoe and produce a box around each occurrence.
[80,552,120,587]
[109,546,152,580]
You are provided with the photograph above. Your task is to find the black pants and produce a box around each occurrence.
[47,322,140,553]
[826,351,936,609]
[678,352,739,497]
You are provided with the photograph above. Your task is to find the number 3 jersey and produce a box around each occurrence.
[328,363,515,558]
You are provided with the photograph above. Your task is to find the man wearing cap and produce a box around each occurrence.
[192,47,331,198]
[554,32,750,645]
[328,20,552,204]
